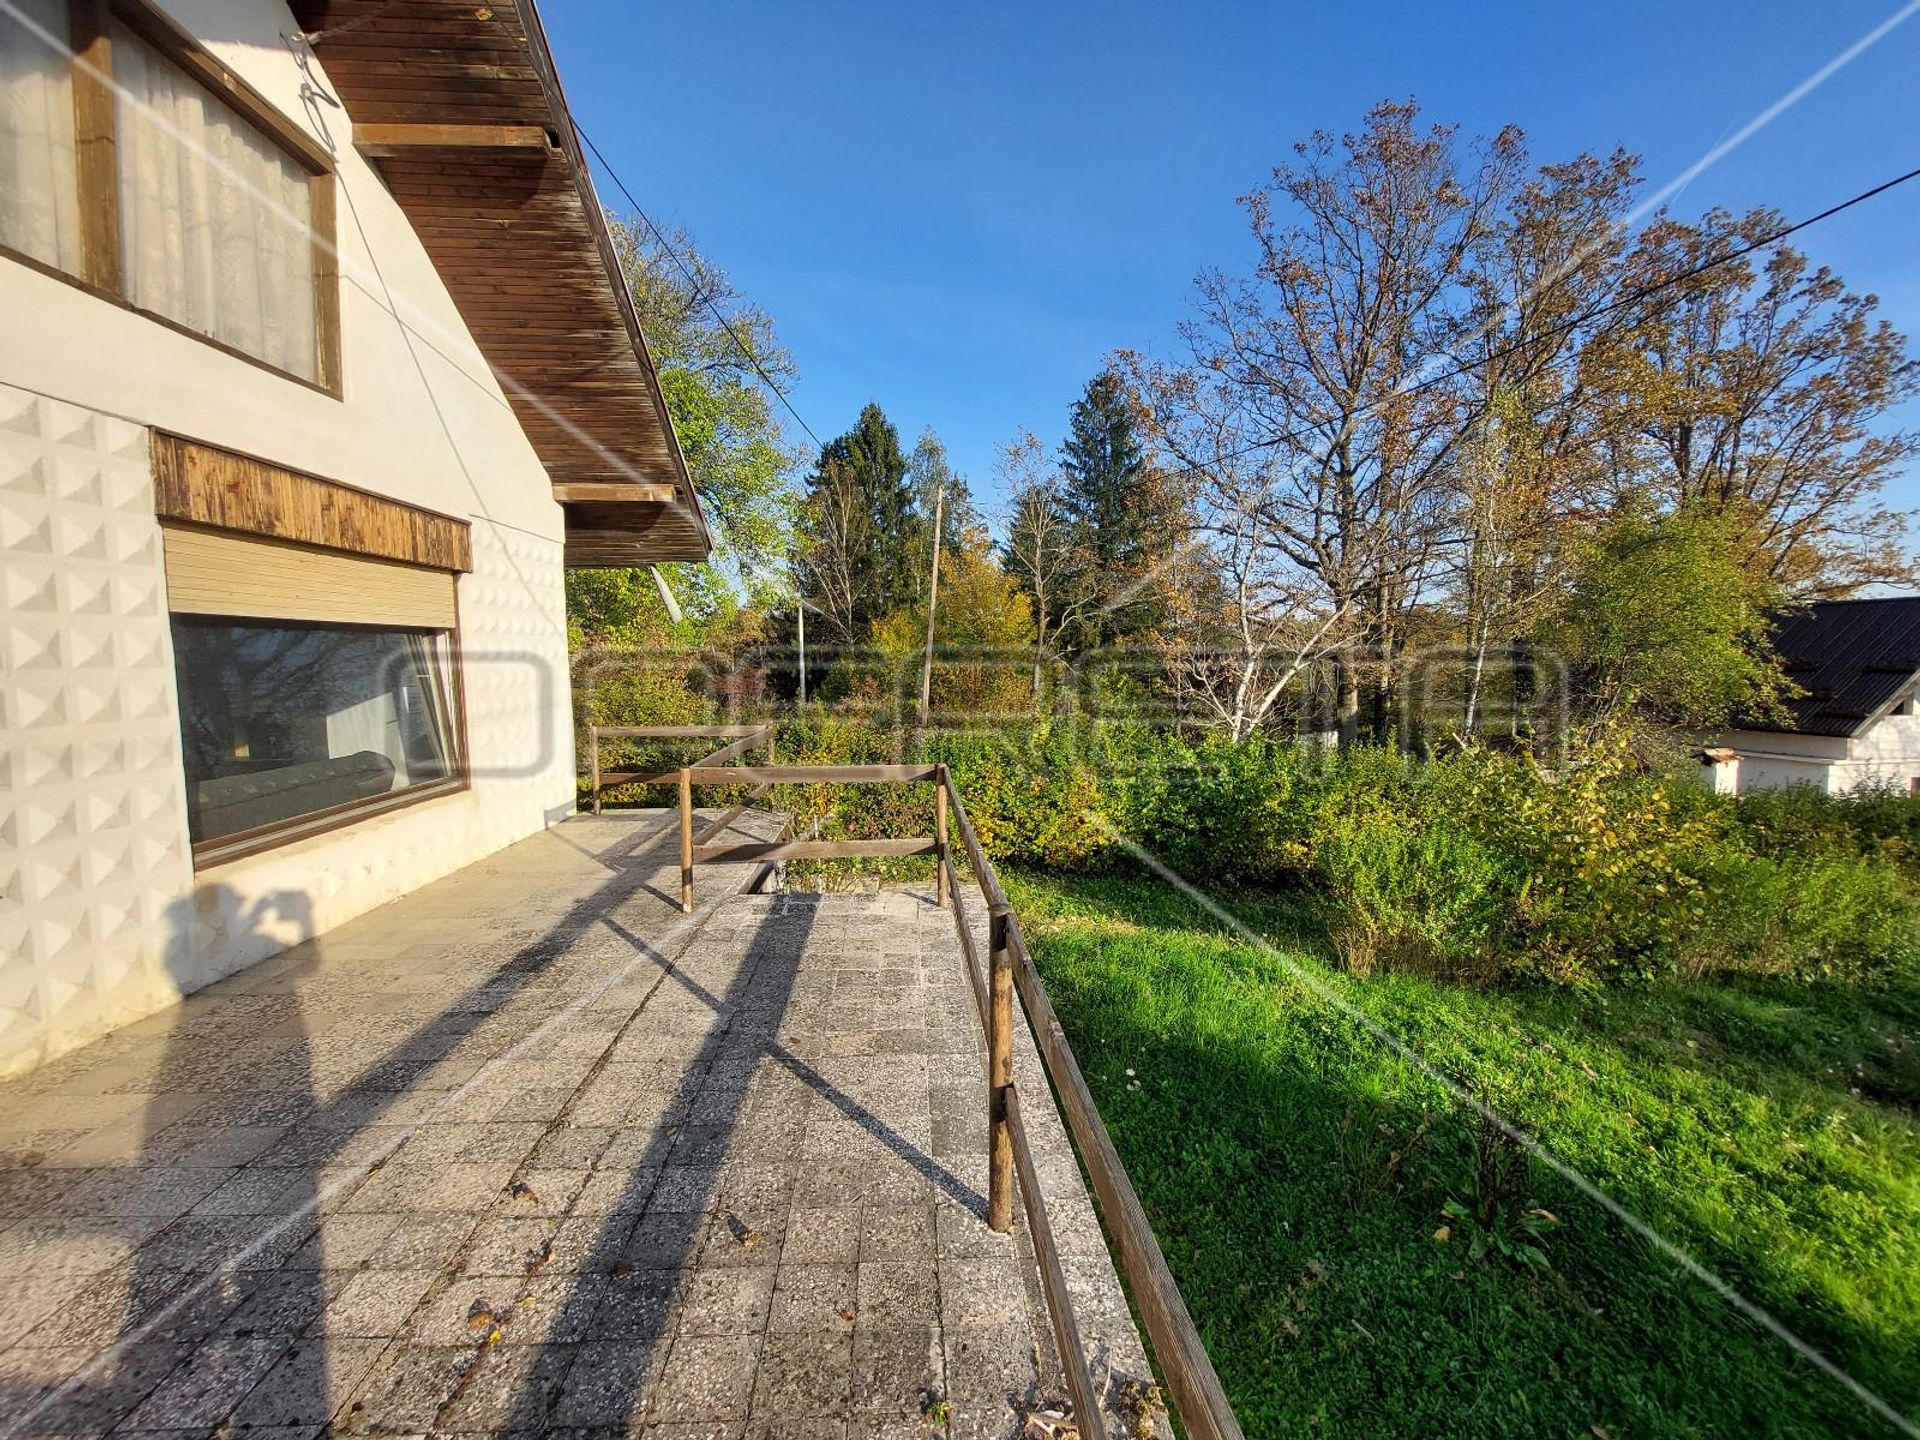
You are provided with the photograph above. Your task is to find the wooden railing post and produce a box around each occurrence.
[588,725,601,816]
[987,904,1014,1232]
[678,767,694,913]
[935,768,950,909]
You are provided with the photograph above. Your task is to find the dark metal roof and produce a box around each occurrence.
[1753,597,1920,736]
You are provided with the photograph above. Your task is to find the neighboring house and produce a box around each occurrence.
[0,0,705,1075]
[1701,597,1920,796]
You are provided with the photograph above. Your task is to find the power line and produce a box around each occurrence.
[575,124,826,453]
[1210,161,1920,466]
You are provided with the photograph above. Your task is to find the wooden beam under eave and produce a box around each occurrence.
[552,482,678,504]
[354,123,558,158]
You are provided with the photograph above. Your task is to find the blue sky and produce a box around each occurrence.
[546,1,1920,521]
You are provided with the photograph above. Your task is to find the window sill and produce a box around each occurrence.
[189,776,470,871]
[0,242,342,400]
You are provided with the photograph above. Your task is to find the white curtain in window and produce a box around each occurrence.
[112,24,317,380]
[0,0,81,273]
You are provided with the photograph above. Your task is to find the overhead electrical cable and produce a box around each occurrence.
[576,123,827,454]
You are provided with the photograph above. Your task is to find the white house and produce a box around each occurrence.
[0,0,705,1075]
[1702,597,1920,796]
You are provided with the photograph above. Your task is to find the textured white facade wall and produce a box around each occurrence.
[0,1,596,1077]
[0,386,576,1078]
[0,386,195,1072]
[1843,709,1920,793]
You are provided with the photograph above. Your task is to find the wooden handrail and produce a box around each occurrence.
[688,730,771,769]
[584,722,775,817]
[940,765,1009,914]
[592,724,767,739]
[654,748,1244,1440]
[693,837,936,863]
[1004,909,1243,1440]
[684,763,938,785]
[1006,1084,1105,1434]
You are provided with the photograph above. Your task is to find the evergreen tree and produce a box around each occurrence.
[1059,371,1179,648]
[793,403,920,643]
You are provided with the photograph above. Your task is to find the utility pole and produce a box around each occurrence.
[796,596,807,706]
[918,482,944,726]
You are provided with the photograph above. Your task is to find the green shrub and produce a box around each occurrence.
[1116,733,1317,883]
[1685,846,1920,980]
[584,690,1918,985]
[1734,781,1920,870]
[1313,802,1515,978]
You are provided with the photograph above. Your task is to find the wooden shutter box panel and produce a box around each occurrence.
[151,433,473,572]
[163,525,457,629]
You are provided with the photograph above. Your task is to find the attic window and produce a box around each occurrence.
[0,0,340,390]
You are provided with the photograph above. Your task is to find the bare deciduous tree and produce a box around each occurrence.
[998,431,1095,704]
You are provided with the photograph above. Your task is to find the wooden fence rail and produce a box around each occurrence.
[583,723,777,817]
[657,749,1244,1440]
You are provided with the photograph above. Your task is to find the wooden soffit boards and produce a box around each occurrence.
[162,525,458,629]
[152,432,472,572]
[285,0,711,568]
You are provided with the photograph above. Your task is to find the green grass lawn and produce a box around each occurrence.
[1002,869,1920,1440]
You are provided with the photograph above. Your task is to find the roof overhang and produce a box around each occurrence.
[288,0,709,567]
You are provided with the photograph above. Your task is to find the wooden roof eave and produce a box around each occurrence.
[292,0,711,568]
[515,0,713,565]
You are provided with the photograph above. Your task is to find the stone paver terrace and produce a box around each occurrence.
[0,810,1150,1438]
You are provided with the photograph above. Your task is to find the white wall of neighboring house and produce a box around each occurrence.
[1708,703,1920,797]
[0,0,577,1076]
[1713,728,1851,793]
[1845,706,1920,793]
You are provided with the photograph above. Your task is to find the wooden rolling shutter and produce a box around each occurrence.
[162,525,456,629]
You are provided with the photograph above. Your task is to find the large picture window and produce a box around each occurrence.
[0,0,339,389]
[171,618,462,858]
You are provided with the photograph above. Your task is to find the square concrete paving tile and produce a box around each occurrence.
[936,1258,1027,1332]
[337,1342,474,1434]
[116,1335,288,1429]
[766,1264,855,1335]
[312,1268,437,1338]
[460,1216,559,1277]
[218,1270,351,1338]
[366,1213,479,1272]
[545,1336,667,1427]
[431,1338,578,1432]
[857,1204,934,1263]
[850,1324,942,1418]
[750,1330,854,1419]
[781,1207,860,1266]
[591,1266,684,1340]
[678,1266,778,1337]
[854,1262,937,1329]
[700,1210,783,1269]
[493,1273,609,1346]
[941,1322,1044,1418]
[646,1334,761,1424]
[230,1336,390,1426]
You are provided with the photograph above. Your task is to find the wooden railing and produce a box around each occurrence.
[584,725,776,812]
[669,757,1245,1440]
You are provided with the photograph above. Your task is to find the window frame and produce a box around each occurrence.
[1,0,342,395]
[174,610,472,871]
